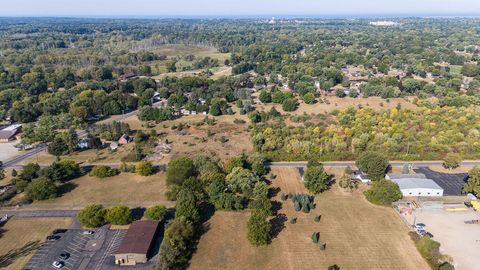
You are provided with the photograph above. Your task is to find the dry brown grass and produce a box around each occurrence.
[152,114,252,162]
[189,167,429,270]
[20,172,171,210]
[256,96,419,115]
[0,217,72,270]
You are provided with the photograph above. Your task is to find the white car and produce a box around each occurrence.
[52,261,64,269]
[82,230,94,235]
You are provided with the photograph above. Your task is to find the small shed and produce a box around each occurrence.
[0,124,22,143]
[115,220,160,265]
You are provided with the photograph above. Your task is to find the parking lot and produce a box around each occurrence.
[23,229,95,270]
[404,208,480,270]
[23,226,156,270]
[415,168,468,196]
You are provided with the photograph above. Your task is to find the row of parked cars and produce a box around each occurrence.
[47,229,94,269]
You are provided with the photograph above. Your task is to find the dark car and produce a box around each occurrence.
[52,229,67,234]
[60,253,70,260]
[46,235,61,241]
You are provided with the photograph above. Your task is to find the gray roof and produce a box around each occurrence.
[0,130,16,140]
[386,173,427,180]
[391,178,443,191]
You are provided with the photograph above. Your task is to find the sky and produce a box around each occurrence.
[1,0,480,17]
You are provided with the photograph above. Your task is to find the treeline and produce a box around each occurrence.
[250,106,480,161]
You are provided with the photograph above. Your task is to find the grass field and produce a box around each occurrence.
[20,172,172,210]
[256,96,419,115]
[0,217,72,270]
[189,167,429,270]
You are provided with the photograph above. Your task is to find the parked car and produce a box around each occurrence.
[414,223,426,230]
[60,253,70,260]
[82,230,94,235]
[52,229,67,235]
[46,235,60,241]
[52,261,64,269]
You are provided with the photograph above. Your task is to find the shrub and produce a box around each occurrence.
[364,179,402,206]
[314,215,321,222]
[77,204,106,228]
[135,161,154,176]
[311,232,319,243]
[290,217,297,224]
[144,205,168,221]
[105,205,132,225]
[89,165,119,178]
[281,193,287,201]
[443,153,461,169]
[25,177,58,201]
[302,203,310,213]
[328,264,340,270]
[294,201,301,211]
[320,243,326,250]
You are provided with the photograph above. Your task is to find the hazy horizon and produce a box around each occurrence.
[2,0,480,17]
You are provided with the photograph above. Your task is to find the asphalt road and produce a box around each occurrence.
[0,209,78,218]
[267,161,480,168]
[1,102,161,169]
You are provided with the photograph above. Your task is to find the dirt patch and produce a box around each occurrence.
[0,217,72,270]
[189,167,429,270]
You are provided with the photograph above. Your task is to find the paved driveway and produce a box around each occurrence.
[414,168,468,196]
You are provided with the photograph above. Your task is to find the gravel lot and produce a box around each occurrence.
[0,141,19,162]
[405,209,480,270]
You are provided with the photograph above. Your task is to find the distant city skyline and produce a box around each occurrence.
[2,0,480,17]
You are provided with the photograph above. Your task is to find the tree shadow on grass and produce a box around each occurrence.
[0,240,41,268]
[57,182,78,197]
[270,213,287,241]
[271,200,283,216]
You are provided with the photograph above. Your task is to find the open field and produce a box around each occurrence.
[21,143,136,166]
[19,172,171,210]
[189,167,429,270]
[0,217,72,270]
[147,44,230,75]
[404,209,480,270]
[255,96,419,115]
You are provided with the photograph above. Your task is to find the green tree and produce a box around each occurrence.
[247,212,271,246]
[356,151,389,181]
[48,136,69,156]
[25,177,58,201]
[77,204,106,228]
[303,164,330,194]
[105,205,132,225]
[443,153,461,169]
[144,205,168,221]
[135,161,154,176]
[364,179,402,206]
[282,98,298,112]
[175,188,200,223]
[303,92,316,104]
[259,90,272,103]
[158,217,194,270]
[166,157,195,186]
[226,167,258,197]
[19,163,40,181]
[464,166,480,196]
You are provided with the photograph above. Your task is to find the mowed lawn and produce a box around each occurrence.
[189,167,429,270]
[23,172,172,210]
[0,217,72,270]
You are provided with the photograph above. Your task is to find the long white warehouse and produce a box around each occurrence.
[389,177,444,197]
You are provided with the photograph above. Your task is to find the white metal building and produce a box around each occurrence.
[390,177,444,197]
